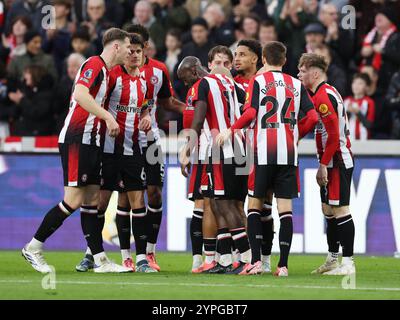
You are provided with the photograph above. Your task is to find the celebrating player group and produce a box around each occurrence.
[21,24,356,277]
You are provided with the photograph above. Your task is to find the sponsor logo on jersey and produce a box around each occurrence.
[319,104,329,114]
[150,75,159,85]
[115,105,141,113]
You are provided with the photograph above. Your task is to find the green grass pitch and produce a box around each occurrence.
[1,251,400,300]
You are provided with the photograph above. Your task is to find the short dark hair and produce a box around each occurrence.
[260,18,275,29]
[208,45,233,63]
[166,28,181,41]
[124,24,150,42]
[353,72,371,87]
[298,53,328,73]
[130,34,144,48]
[72,27,91,42]
[102,28,130,47]
[237,39,262,63]
[52,0,72,9]
[11,15,33,32]
[262,41,286,66]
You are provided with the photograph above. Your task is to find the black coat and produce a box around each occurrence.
[13,75,54,136]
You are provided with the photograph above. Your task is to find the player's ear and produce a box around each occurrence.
[262,56,266,65]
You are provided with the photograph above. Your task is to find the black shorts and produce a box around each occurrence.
[248,164,298,199]
[205,157,247,202]
[320,165,353,206]
[143,141,165,187]
[100,153,146,192]
[59,142,102,187]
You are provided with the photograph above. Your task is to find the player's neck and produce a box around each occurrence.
[311,79,325,94]
[263,64,282,73]
[353,93,365,100]
[126,65,140,76]
[242,66,257,79]
[100,50,117,70]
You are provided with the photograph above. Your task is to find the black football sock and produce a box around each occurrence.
[190,208,203,256]
[326,215,340,256]
[336,214,355,257]
[247,209,262,264]
[132,207,147,256]
[278,212,293,268]
[34,201,74,242]
[203,237,216,263]
[80,205,104,255]
[116,206,131,250]
[217,228,233,266]
[230,227,250,263]
[261,203,274,256]
[146,203,162,245]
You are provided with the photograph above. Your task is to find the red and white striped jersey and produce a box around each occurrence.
[59,56,109,146]
[311,82,353,168]
[245,71,314,166]
[184,80,211,161]
[193,74,246,159]
[344,96,375,141]
[234,75,250,90]
[139,57,174,146]
[102,65,150,156]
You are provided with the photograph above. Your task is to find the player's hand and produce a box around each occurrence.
[216,129,232,147]
[179,144,191,177]
[316,164,328,187]
[139,114,151,131]
[105,115,120,138]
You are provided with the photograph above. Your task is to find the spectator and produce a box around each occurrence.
[349,0,400,47]
[229,13,260,52]
[81,0,114,54]
[202,3,235,47]
[242,13,260,40]
[360,64,389,138]
[385,69,400,139]
[232,0,268,24]
[0,15,31,64]
[178,17,216,67]
[344,73,375,141]
[53,52,85,133]
[318,3,354,67]
[162,28,181,76]
[42,0,74,75]
[275,0,317,72]
[314,44,347,96]
[71,0,124,27]
[304,22,326,53]
[7,30,58,83]
[258,19,278,47]
[126,0,165,55]
[152,0,191,33]
[185,0,232,20]
[361,9,400,95]
[0,61,12,138]
[9,64,54,136]
[5,0,50,34]
[70,27,95,57]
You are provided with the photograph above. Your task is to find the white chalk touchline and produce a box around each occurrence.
[0,279,400,292]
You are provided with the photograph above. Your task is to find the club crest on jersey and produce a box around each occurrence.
[84,69,93,79]
[150,75,159,85]
[81,174,88,182]
[319,104,329,114]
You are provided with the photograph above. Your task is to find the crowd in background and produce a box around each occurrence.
[0,0,399,139]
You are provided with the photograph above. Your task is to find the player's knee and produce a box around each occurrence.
[147,187,162,206]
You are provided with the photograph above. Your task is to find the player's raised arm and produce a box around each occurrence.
[298,85,318,139]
